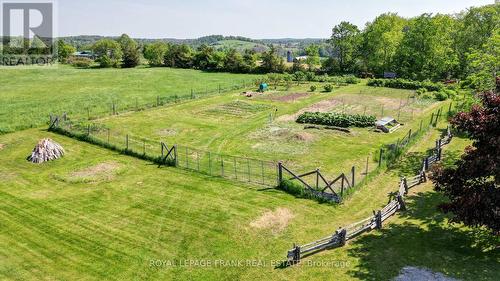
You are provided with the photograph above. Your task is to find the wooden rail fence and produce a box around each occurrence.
[286,128,453,264]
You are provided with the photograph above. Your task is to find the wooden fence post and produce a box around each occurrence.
[397,194,407,211]
[421,171,427,183]
[287,244,301,263]
[126,134,129,150]
[430,112,434,126]
[375,210,382,229]
[107,128,110,144]
[424,157,429,171]
[403,178,409,194]
[87,124,90,136]
[437,148,442,161]
[337,228,347,246]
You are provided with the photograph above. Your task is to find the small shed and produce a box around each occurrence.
[259,83,268,92]
[375,117,401,133]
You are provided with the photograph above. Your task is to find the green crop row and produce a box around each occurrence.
[296,112,376,128]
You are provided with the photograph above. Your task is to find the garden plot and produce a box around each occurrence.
[87,84,445,177]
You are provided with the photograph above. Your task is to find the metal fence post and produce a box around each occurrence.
[277,162,283,186]
[378,149,384,167]
[208,152,212,175]
[351,166,355,187]
[221,156,225,177]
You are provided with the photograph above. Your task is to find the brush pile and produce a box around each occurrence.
[27,138,65,163]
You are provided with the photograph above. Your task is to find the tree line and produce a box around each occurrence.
[53,3,498,90]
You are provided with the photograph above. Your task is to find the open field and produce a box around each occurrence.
[79,82,446,179]
[1,124,498,281]
[0,66,261,133]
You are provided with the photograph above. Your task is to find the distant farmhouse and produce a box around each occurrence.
[73,51,96,59]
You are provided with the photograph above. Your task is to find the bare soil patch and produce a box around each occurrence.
[374,97,402,110]
[157,128,177,137]
[0,143,4,150]
[250,208,294,234]
[277,98,342,122]
[69,162,120,182]
[269,92,309,102]
[292,132,315,142]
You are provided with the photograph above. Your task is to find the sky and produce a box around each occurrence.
[54,0,494,39]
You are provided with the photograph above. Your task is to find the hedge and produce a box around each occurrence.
[296,112,376,128]
[367,78,444,92]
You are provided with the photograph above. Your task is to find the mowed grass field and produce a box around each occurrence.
[0,125,498,281]
[0,66,261,133]
[87,82,445,178]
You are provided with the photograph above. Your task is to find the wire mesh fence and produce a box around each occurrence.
[176,145,278,186]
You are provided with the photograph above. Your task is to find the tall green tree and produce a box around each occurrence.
[361,13,406,74]
[57,40,76,63]
[455,4,500,77]
[466,30,500,91]
[223,48,244,73]
[118,34,140,68]
[260,45,285,73]
[92,39,122,68]
[329,21,361,73]
[305,44,320,71]
[164,44,193,68]
[394,14,459,80]
[143,42,168,66]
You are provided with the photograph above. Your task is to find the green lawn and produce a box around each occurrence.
[1,122,497,280]
[0,66,260,133]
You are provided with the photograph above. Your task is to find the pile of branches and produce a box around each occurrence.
[27,138,65,163]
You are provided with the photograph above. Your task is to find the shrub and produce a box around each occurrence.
[305,71,317,82]
[296,112,376,128]
[416,88,427,96]
[69,57,93,68]
[310,85,317,92]
[421,93,434,99]
[343,75,360,84]
[368,78,444,92]
[433,91,449,101]
[324,84,334,92]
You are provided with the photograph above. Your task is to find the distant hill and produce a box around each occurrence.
[210,39,269,52]
[58,35,327,54]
